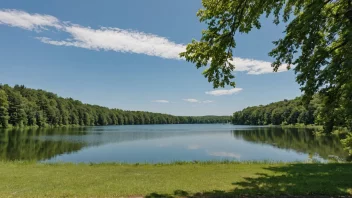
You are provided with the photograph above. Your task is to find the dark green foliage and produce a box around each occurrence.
[181,0,352,134]
[232,97,320,125]
[0,90,9,128]
[0,84,231,128]
[342,133,352,156]
[232,95,351,155]
[6,89,26,127]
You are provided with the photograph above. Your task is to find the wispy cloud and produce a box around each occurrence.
[208,151,241,159]
[205,88,243,96]
[229,58,287,75]
[183,99,199,103]
[183,99,214,104]
[0,9,289,75]
[38,25,185,59]
[0,9,61,30]
[152,100,169,103]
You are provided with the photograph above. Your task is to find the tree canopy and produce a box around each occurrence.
[232,96,321,125]
[180,0,352,133]
[0,84,231,128]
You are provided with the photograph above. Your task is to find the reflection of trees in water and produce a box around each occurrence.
[0,127,228,161]
[40,127,229,147]
[232,127,349,161]
[0,128,86,161]
[1,126,348,162]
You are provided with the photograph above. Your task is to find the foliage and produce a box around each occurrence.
[232,96,319,126]
[0,84,231,128]
[342,133,352,155]
[232,96,352,156]
[181,0,352,134]
[0,90,9,128]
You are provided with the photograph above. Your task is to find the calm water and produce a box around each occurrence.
[0,124,348,163]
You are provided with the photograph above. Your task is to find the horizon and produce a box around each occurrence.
[0,0,302,116]
[0,83,238,117]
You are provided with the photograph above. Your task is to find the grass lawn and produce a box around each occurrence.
[0,161,351,197]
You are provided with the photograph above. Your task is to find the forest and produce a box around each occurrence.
[232,96,323,126]
[0,84,231,128]
[232,97,352,155]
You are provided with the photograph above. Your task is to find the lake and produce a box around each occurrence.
[0,124,348,163]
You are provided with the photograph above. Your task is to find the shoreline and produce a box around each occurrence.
[0,160,316,165]
[0,123,325,129]
[0,123,231,129]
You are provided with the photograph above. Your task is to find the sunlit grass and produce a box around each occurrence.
[0,161,351,197]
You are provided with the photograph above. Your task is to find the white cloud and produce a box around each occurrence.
[230,57,288,74]
[0,9,61,30]
[183,99,199,103]
[205,88,243,96]
[152,100,169,103]
[183,99,215,103]
[0,9,290,75]
[39,25,186,59]
[208,151,241,159]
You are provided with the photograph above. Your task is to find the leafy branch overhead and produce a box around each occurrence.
[180,0,352,133]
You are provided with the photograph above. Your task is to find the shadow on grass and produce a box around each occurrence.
[145,164,352,198]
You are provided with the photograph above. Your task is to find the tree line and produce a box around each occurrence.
[232,96,323,126]
[0,84,231,128]
[232,97,352,156]
[232,95,351,131]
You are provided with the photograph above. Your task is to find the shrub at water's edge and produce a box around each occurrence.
[342,133,352,156]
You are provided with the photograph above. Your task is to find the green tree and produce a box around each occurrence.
[36,111,46,127]
[24,102,37,126]
[0,89,9,128]
[6,90,26,127]
[181,0,352,133]
[271,108,284,125]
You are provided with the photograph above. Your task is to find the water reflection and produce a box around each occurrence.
[232,127,349,161]
[0,128,86,161]
[0,125,349,162]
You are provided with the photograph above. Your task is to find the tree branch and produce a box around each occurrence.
[329,40,348,53]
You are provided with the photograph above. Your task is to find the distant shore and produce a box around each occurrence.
[0,161,351,197]
[0,123,232,129]
[0,123,323,129]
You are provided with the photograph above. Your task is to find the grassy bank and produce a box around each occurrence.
[0,161,351,197]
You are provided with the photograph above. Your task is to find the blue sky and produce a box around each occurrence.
[0,0,301,116]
